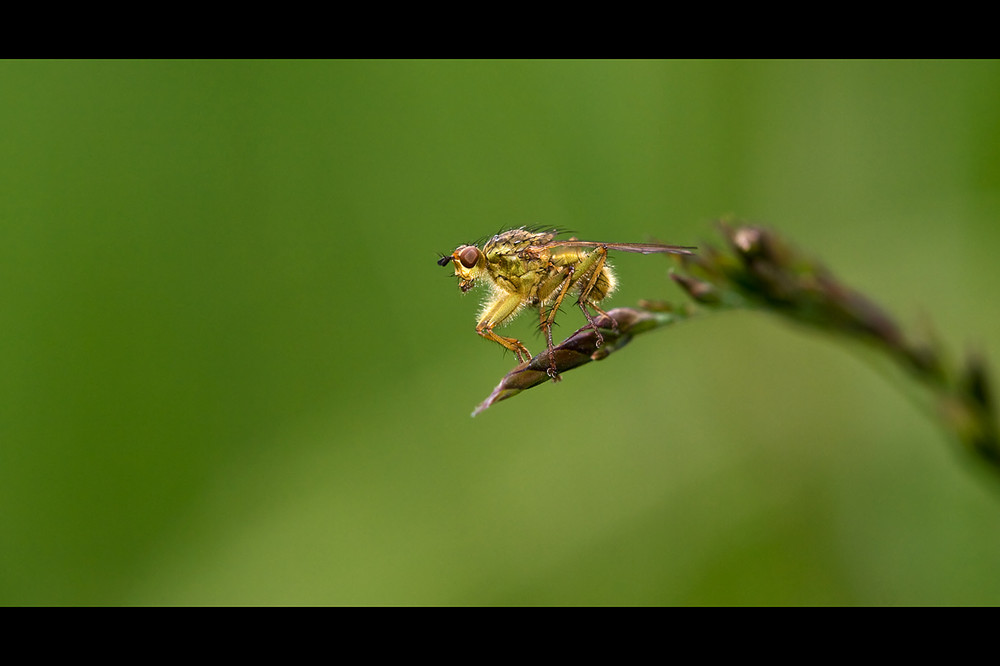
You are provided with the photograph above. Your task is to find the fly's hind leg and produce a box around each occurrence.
[573,246,613,347]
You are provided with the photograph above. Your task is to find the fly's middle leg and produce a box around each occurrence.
[537,265,575,381]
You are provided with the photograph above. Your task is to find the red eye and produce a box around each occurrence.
[459,246,479,269]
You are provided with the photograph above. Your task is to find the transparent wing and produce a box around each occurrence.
[533,240,696,255]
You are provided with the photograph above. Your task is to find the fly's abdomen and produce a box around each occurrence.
[580,265,617,304]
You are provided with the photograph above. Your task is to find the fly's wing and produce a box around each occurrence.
[534,240,696,256]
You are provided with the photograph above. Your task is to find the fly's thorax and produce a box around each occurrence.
[483,251,544,296]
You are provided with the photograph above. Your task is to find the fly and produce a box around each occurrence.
[438,227,695,380]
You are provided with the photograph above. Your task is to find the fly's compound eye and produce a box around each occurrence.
[458,246,480,269]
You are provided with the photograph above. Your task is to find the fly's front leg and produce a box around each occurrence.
[476,292,531,363]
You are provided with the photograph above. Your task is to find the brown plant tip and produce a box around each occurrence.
[472,307,679,416]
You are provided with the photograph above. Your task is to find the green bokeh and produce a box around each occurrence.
[2,60,999,605]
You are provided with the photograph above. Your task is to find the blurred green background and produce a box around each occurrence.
[3,60,1000,605]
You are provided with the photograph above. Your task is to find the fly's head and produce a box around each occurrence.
[437,244,485,293]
